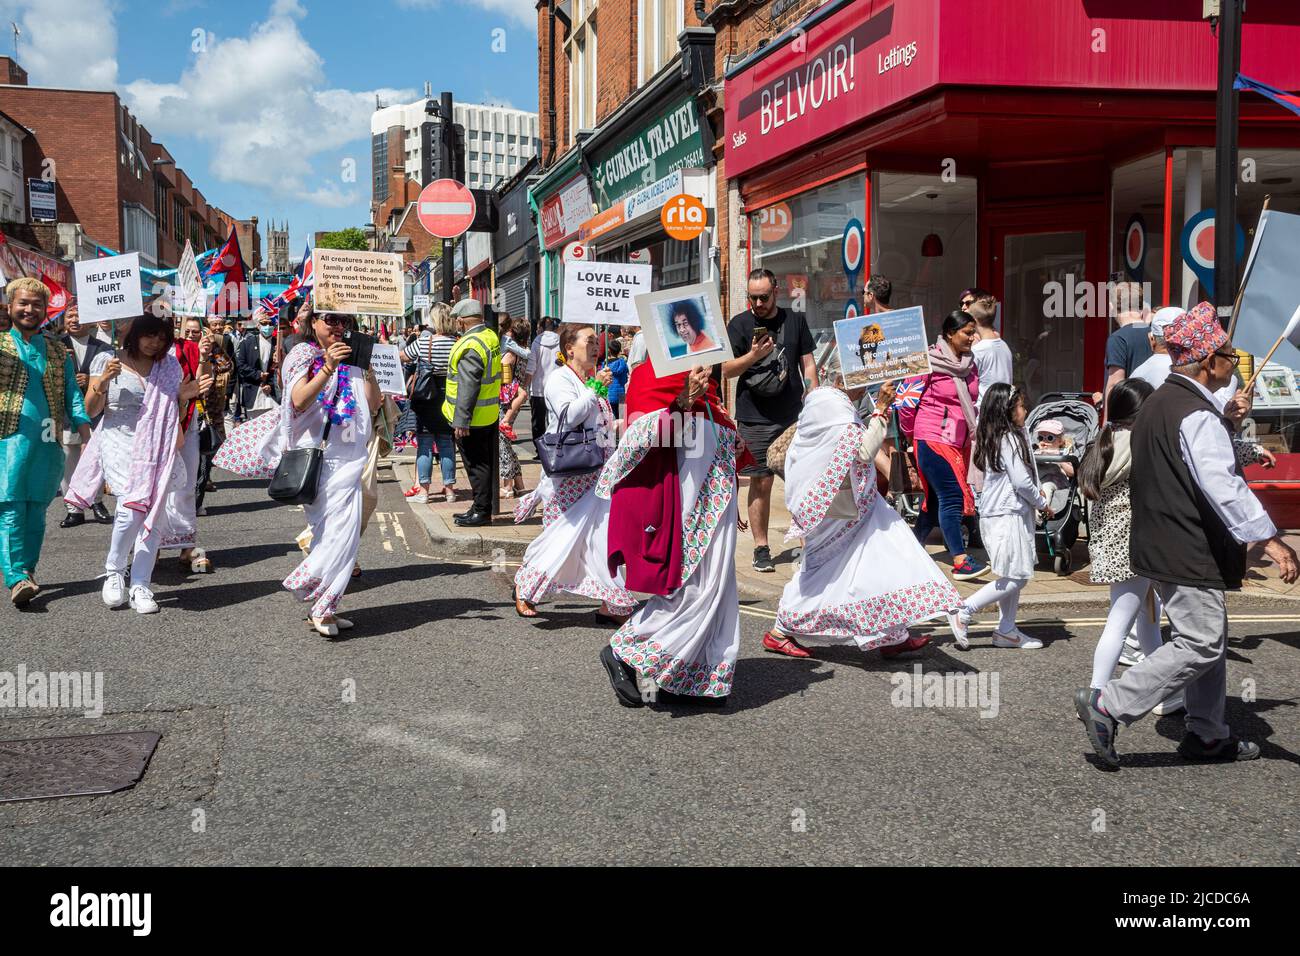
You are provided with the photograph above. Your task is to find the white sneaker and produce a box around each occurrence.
[408,491,429,504]
[102,572,126,608]
[1152,692,1185,716]
[1118,631,1145,667]
[129,585,159,614]
[992,628,1043,649]
[948,608,971,650]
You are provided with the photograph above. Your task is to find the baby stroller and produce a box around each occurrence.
[1025,392,1098,575]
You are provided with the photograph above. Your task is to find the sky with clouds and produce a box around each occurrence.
[0,0,538,260]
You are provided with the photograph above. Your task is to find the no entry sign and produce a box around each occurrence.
[417,179,477,239]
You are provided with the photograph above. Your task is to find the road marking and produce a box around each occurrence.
[390,513,409,553]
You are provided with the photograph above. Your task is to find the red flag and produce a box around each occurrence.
[207,225,249,317]
[40,273,72,324]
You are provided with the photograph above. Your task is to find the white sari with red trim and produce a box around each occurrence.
[597,409,740,698]
[513,366,632,613]
[777,387,960,649]
[214,343,371,619]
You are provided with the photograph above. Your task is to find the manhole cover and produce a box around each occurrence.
[0,731,161,803]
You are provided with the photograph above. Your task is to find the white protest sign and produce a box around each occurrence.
[369,343,407,397]
[75,252,143,322]
[312,248,404,316]
[174,240,207,316]
[562,260,652,327]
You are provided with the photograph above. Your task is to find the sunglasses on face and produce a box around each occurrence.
[748,292,772,304]
[318,316,348,327]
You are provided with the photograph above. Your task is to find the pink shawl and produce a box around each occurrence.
[65,353,182,540]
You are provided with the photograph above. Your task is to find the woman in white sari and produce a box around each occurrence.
[596,364,744,708]
[513,323,633,622]
[214,304,380,636]
[768,384,964,656]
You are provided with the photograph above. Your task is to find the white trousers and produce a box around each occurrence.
[1090,576,1164,689]
[106,503,160,590]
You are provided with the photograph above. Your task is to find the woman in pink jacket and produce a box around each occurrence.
[911,310,986,580]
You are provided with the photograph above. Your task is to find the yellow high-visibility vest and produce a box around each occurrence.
[442,328,502,427]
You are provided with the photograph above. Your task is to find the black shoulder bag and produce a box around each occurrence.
[533,401,606,476]
[267,379,338,505]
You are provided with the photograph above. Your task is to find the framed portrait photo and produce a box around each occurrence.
[634,282,733,377]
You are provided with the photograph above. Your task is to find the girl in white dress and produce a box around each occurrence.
[951,383,1050,649]
[71,315,208,614]
[513,323,633,622]
[767,384,964,657]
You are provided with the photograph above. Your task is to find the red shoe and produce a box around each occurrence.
[403,484,425,498]
[762,631,812,659]
[880,634,932,657]
[499,422,518,442]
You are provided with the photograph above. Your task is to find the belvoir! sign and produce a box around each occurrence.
[724,1,932,179]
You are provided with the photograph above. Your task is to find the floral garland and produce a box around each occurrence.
[308,356,357,425]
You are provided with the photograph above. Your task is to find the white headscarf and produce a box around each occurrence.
[785,386,874,538]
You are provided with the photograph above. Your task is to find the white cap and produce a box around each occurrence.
[1151,306,1182,337]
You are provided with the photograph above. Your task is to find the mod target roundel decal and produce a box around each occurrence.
[1124,213,1146,281]
[843,300,859,323]
[842,218,865,278]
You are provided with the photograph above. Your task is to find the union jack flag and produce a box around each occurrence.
[279,243,314,304]
[891,376,927,409]
[1235,74,1300,119]
[258,295,280,318]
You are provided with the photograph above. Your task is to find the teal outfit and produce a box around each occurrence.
[0,329,90,588]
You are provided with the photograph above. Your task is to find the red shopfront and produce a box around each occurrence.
[725,0,1300,404]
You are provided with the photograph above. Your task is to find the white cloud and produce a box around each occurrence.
[123,3,414,206]
[396,0,537,29]
[0,0,118,89]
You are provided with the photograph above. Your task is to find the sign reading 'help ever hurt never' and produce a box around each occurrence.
[561,261,652,327]
[74,252,143,323]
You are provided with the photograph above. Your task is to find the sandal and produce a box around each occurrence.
[512,586,538,618]
[179,549,213,574]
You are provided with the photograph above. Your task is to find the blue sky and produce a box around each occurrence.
[2,0,539,260]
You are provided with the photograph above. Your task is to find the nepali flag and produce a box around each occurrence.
[206,226,249,317]
[1235,74,1300,118]
[891,376,927,410]
[41,273,72,326]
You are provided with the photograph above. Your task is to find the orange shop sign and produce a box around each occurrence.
[661,194,707,241]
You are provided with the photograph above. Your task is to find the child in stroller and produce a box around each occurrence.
[1025,395,1099,574]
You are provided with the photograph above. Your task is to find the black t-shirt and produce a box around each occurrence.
[1105,323,1153,376]
[728,306,815,426]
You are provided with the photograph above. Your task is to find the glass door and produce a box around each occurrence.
[999,231,1087,403]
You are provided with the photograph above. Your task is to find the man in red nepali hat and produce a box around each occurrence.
[1076,302,1298,769]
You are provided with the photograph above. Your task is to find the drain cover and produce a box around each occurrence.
[0,731,161,803]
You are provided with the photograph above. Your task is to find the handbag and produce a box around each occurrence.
[267,381,337,505]
[410,334,437,402]
[533,401,606,476]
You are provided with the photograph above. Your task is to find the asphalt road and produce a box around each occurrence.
[2,464,1298,866]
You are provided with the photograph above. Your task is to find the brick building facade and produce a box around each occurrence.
[0,56,240,272]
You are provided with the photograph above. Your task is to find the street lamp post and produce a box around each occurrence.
[1212,0,1243,318]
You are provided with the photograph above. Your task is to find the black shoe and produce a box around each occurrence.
[599,645,644,708]
[91,502,112,523]
[454,511,491,527]
[1176,733,1261,762]
[752,545,775,573]
[455,507,477,520]
[1074,687,1120,770]
[60,511,86,528]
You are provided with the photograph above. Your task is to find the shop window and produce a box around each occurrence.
[872,171,977,338]
[1111,152,1166,310]
[639,0,682,85]
[751,173,867,363]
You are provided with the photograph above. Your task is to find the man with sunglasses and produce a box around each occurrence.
[1076,303,1298,769]
[723,268,817,575]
